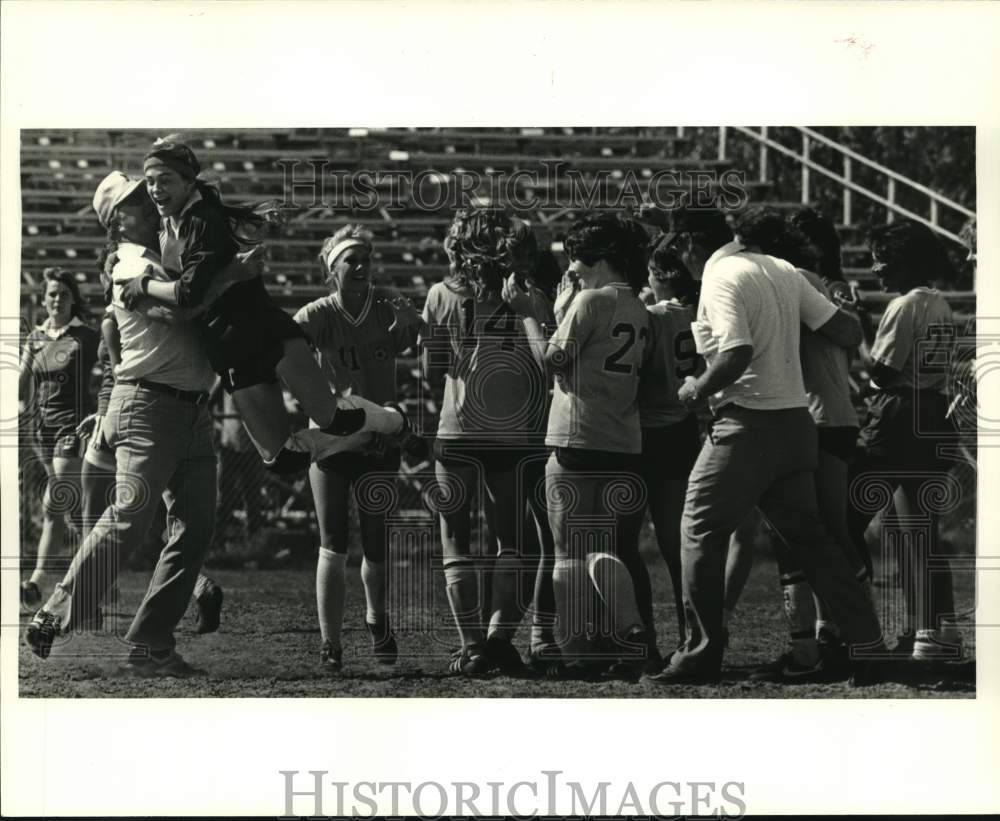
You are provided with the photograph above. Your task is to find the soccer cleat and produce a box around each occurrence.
[848,657,895,687]
[485,635,526,674]
[526,646,564,679]
[892,632,916,655]
[448,644,491,678]
[644,663,721,686]
[320,641,343,673]
[194,579,224,635]
[365,621,398,665]
[20,580,41,610]
[121,647,199,678]
[25,610,61,659]
[912,628,963,660]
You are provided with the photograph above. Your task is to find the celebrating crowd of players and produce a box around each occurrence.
[20,134,972,685]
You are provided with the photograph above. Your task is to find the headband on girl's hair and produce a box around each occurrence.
[143,141,201,180]
[325,238,366,272]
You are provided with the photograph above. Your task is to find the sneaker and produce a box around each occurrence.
[912,629,963,660]
[194,579,224,635]
[449,644,491,678]
[750,652,830,683]
[25,610,61,659]
[121,647,199,678]
[320,641,343,673]
[20,580,41,610]
[485,635,525,674]
[642,645,666,676]
[526,646,564,679]
[645,663,721,686]
[365,621,398,665]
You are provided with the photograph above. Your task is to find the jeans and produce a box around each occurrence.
[48,383,217,652]
[670,406,882,674]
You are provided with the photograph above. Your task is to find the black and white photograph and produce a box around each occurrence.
[2,2,998,818]
[14,125,979,699]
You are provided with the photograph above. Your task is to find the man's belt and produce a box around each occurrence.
[117,378,210,405]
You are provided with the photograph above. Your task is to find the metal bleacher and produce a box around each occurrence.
[20,127,974,322]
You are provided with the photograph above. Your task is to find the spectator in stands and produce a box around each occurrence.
[845,218,960,660]
[19,267,99,609]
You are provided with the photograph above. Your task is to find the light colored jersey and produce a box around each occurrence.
[545,284,649,453]
[294,287,416,405]
[798,269,859,428]
[110,242,216,392]
[421,280,547,442]
[638,300,698,428]
[693,241,836,413]
[871,287,953,394]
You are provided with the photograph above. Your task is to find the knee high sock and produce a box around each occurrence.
[444,560,483,649]
[552,558,589,656]
[587,552,644,643]
[360,558,386,626]
[317,548,347,648]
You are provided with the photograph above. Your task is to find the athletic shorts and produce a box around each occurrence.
[315,439,401,479]
[816,425,859,463]
[551,446,642,474]
[203,294,309,393]
[33,422,82,464]
[640,414,702,483]
[434,437,543,474]
[858,389,952,471]
[83,418,116,471]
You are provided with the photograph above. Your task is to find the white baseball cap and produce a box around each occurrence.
[92,171,143,229]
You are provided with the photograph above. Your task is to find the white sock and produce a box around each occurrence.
[316,548,347,648]
[781,572,819,666]
[337,395,404,436]
[361,558,386,626]
[587,552,643,640]
[444,561,483,649]
[553,558,589,655]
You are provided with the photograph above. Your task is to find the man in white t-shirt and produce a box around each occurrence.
[645,207,885,686]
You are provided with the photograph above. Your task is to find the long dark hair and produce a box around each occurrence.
[734,206,820,272]
[564,212,650,295]
[790,206,844,281]
[867,219,956,290]
[145,135,268,247]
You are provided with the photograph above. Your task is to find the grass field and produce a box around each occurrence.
[18,538,976,699]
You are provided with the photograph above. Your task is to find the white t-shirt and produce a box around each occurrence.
[693,241,837,412]
[870,287,953,394]
[111,242,216,392]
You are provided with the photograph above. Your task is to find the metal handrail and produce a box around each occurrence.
[723,126,976,248]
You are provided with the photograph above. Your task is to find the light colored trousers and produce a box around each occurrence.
[670,406,883,675]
